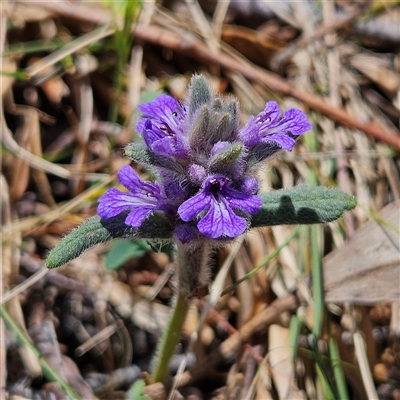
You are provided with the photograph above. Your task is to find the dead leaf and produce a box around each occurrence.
[323,200,400,304]
[221,25,285,68]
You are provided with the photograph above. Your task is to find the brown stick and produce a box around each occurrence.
[270,5,368,69]
[32,1,400,150]
[140,27,400,150]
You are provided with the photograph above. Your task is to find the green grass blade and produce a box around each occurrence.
[221,227,299,296]
[311,224,324,338]
[329,338,350,400]
[289,315,302,364]
[311,337,338,400]
[0,305,82,400]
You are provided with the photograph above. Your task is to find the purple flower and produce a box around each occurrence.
[239,101,312,150]
[178,175,262,239]
[98,165,161,227]
[99,75,312,243]
[136,95,189,159]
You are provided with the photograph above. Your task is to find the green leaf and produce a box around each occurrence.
[251,185,357,228]
[105,239,151,270]
[46,213,172,269]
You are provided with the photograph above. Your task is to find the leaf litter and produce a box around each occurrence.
[1,0,400,399]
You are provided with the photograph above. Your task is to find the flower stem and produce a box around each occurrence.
[151,242,210,383]
[151,291,190,383]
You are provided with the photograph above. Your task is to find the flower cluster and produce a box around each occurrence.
[98,76,311,244]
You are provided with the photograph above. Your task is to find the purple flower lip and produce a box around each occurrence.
[178,175,262,239]
[239,101,312,151]
[97,165,161,227]
[137,95,189,159]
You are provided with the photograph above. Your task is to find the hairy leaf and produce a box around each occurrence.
[46,185,356,268]
[46,212,172,269]
[251,185,356,228]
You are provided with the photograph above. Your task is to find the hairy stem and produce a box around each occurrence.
[151,291,190,383]
[151,242,211,383]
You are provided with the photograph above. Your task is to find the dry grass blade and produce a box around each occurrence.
[177,295,298,387]
[24,24,113,78]
[1,267,48,304]
[3,0,400,398]
[350,53,400,98]
[1,174,42,378]
[70,77,94,196]
[1,107,74,182]
[268,324,304,399]
[324,0,355,236]
[271,5,368,69]
[354,332,379,400]
[1,174,114,240]
[75,320,124,357]
[29,0,400,148]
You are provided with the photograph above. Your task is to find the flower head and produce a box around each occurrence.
[98,75,311,243]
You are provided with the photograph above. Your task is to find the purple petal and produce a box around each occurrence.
[136,94,190,159]
[97,188,129,218]
[240,177,259,195]
[141,120,163,147]
[97,167,161,226]
[162,179,186,201]
[263,135,296,151]
[138,95,185,131]
[257,107,311,138]
[238,117,259,147]
[117,165,160,196]
[198,196,247,238]
[239,101,311,149]
[151,136,189,159]
[223,186,262,214]
[174,224,200,244]
[138,94,182,116]
[125,207,154,227]
[140,118,189,159]
[239,102,281,147]
[97,189,153,220]
[259,101,282,125]
[178,190,211,222]
[276,108,312,136]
